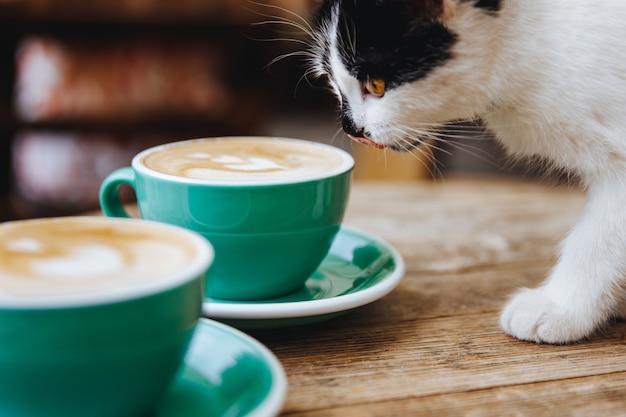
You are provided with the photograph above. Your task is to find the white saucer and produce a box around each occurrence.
[202,226,405,329]
[156,318,287,417]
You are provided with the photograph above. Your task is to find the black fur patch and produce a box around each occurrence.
[465,0,501,12]
[329,0,457,90]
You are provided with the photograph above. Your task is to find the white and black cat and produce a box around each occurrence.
[309,0,626,344]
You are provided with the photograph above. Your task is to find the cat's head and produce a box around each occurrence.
[311,0,502,151]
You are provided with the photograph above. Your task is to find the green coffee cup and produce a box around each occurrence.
[0,217,213,417]
[99,137,353,300]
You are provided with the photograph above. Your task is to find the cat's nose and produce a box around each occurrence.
[341,112,365,137]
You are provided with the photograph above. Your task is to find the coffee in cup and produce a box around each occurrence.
[0,217,203,300]
[100,137,353,300]
[141,137,346,183]
[0,216,213,417]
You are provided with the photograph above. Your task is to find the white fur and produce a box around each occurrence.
[320,0,626,343]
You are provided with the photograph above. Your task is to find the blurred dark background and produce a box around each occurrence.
[0,0,518,221]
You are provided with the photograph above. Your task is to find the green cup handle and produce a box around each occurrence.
[99,167,137,218]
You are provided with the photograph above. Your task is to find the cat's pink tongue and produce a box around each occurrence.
[348,135,386,149]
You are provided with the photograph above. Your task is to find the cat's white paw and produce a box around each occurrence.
[500,288,597,344]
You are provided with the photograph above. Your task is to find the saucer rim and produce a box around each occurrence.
[202,225,405,320]
[183,318,288,417]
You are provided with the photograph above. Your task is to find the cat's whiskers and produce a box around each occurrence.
[264,50,314,72]
[385,125,445,177]
[339,13,359,59]
[390,124,503,171]
[248,1,315,37]
[330,126,346,148]
[289,67,326,98]
[391,132,443,178]
[247,1,330,83]
[440,139,502,170]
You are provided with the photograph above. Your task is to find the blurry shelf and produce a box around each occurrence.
[0,17,244,41]
[0,0,324,221]
[0,107,265,133]
[0,1,314,27]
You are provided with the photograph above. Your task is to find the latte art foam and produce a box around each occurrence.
[0,219,198,298]
[141,138,346,182]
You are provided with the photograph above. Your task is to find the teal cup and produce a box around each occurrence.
[99,136,353,300]
[0,216,213,417]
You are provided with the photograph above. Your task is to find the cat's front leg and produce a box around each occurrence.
[500,179,626,344]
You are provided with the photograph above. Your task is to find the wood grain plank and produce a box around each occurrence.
[252,315,626,414]
[344,179,585,273]
[280,373,626,416]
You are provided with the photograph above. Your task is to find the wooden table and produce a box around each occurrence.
[243,177,626,416]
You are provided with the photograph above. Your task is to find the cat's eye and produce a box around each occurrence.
[364,78,386,97]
